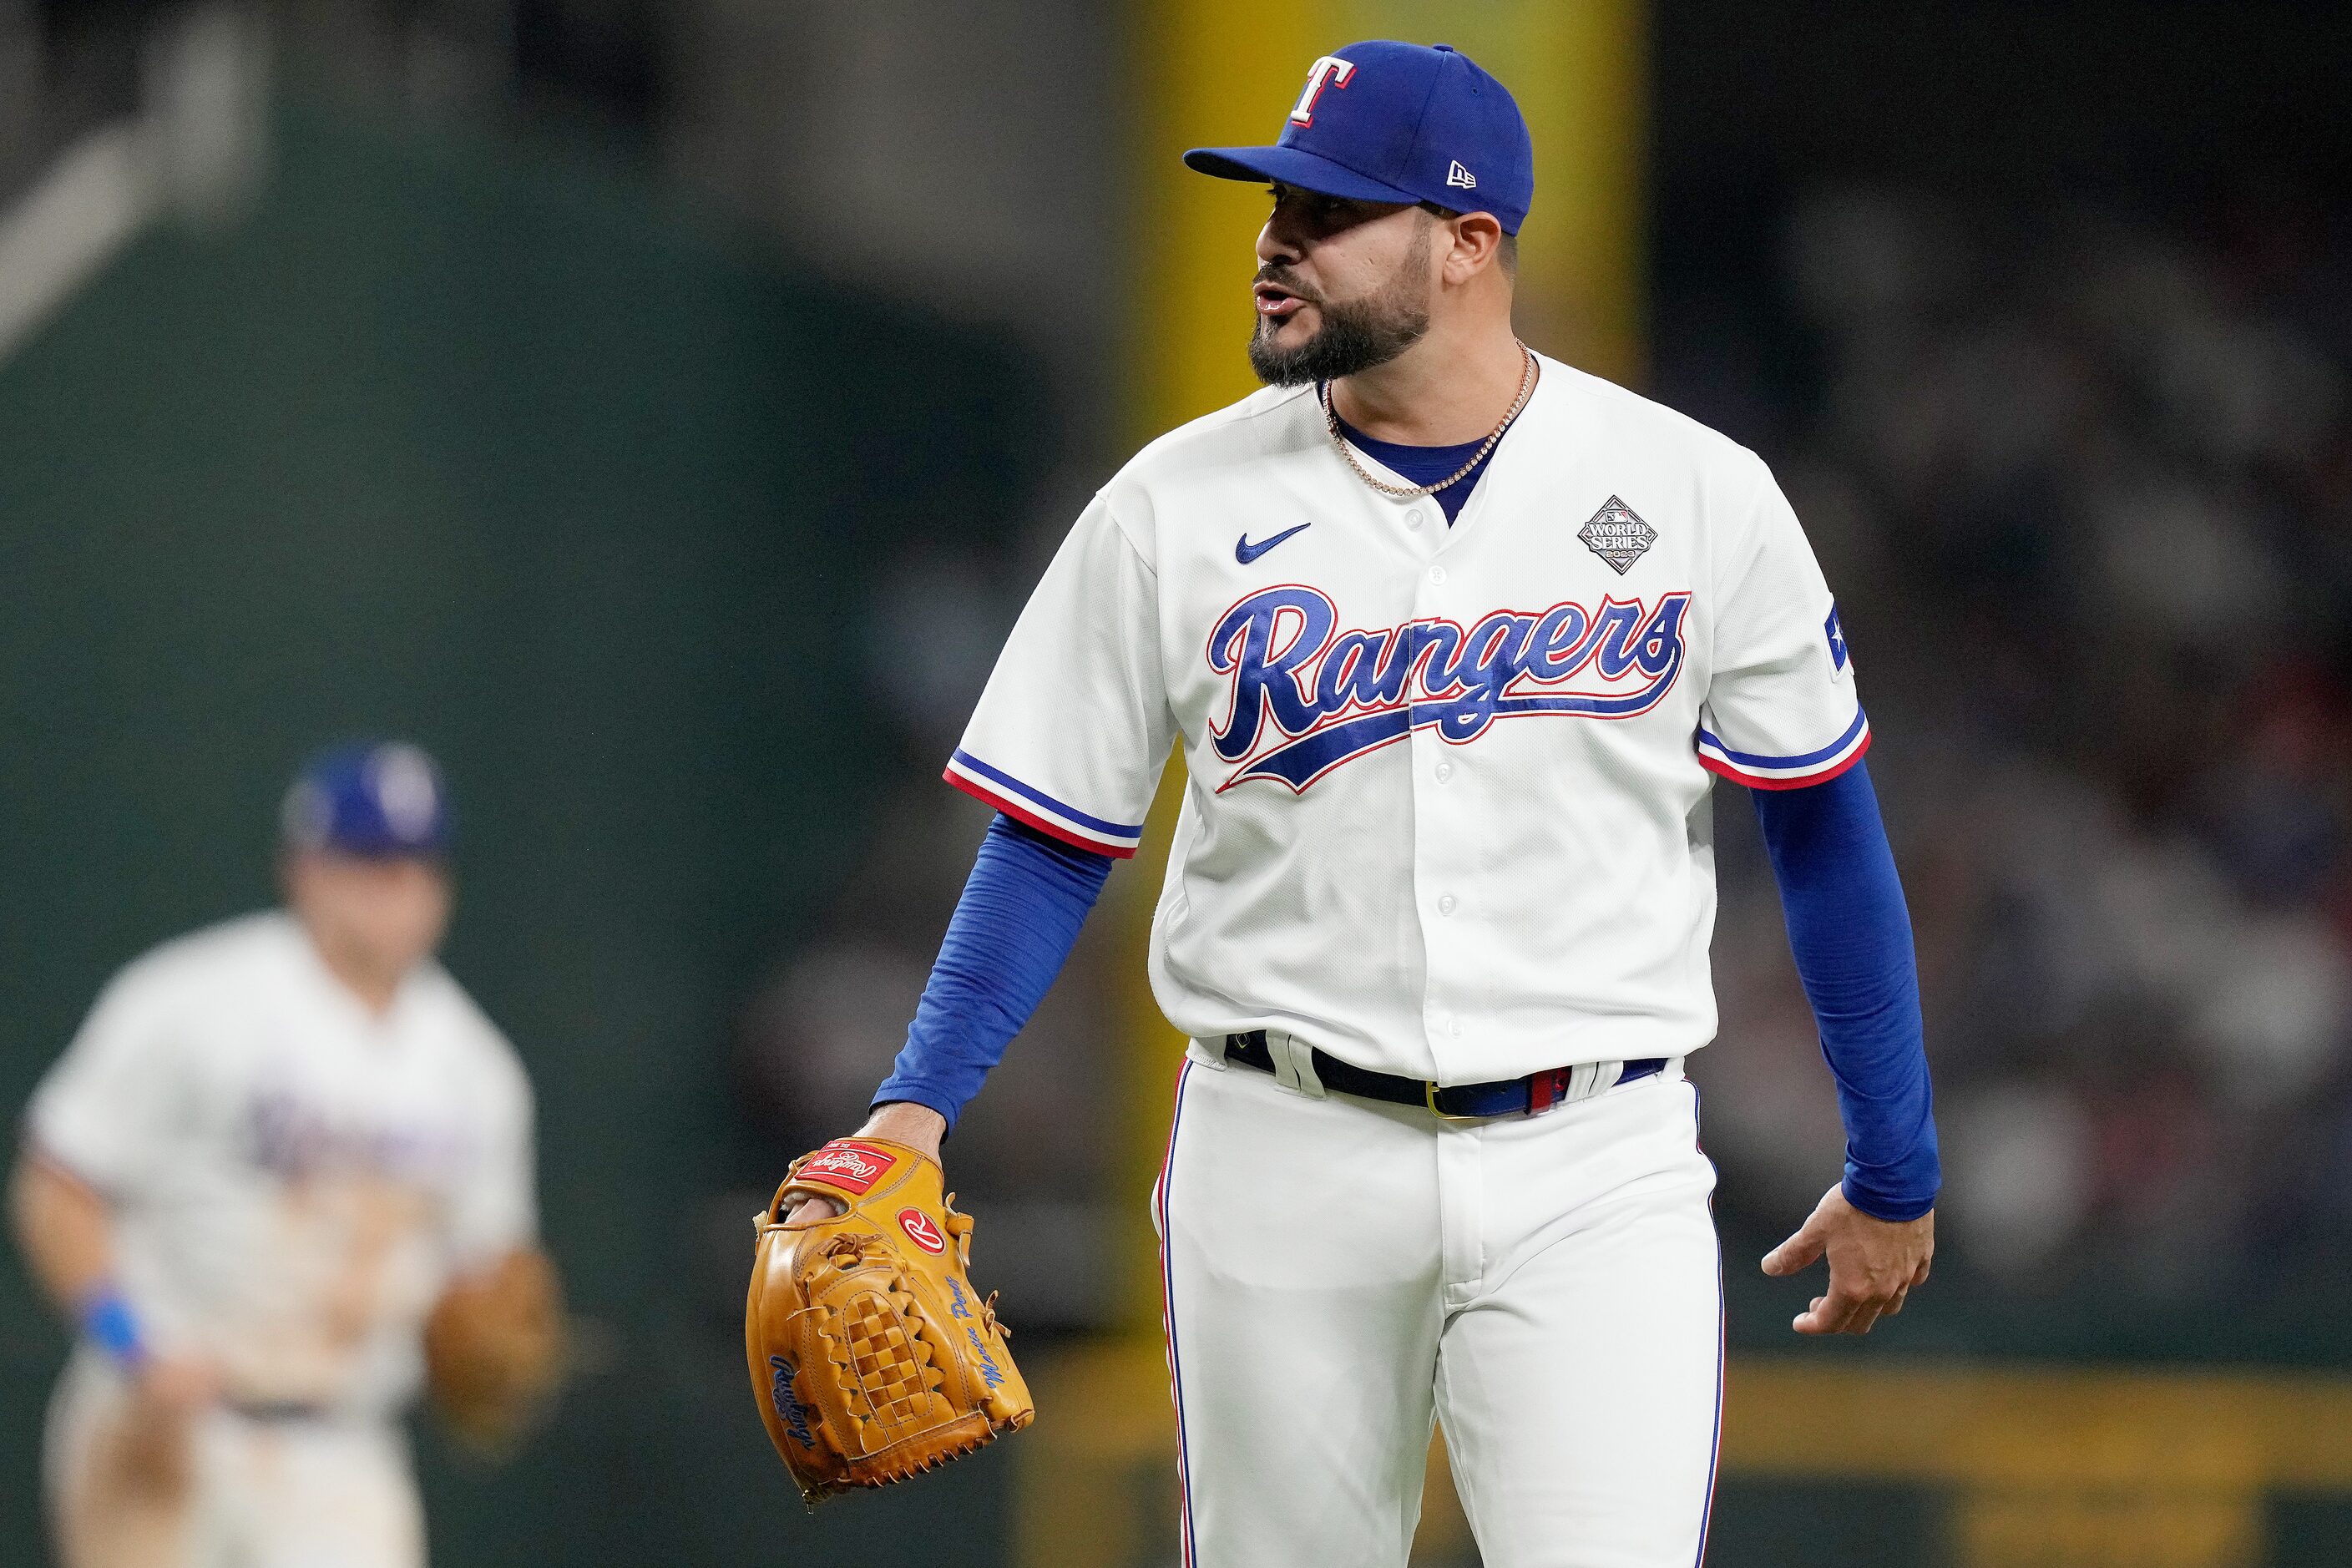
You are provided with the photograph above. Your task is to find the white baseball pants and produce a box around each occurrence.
[1154,1042,1723,1568]
[44,1352,425,1568]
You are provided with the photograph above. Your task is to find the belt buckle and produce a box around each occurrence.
[1423,1080,1483,1123]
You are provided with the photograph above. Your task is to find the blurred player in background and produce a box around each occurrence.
[8,741,562,1568]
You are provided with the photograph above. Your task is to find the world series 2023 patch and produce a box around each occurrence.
[1578,496,1657,574]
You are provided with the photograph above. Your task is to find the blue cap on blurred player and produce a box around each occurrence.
[1185,41,1535,235]
[280,741,450,859]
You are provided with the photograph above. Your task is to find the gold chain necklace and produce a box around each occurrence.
[1320,343,1538,499]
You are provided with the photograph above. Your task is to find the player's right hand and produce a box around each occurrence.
[780,1102,948,1226]
[1761,1183,1935,1336]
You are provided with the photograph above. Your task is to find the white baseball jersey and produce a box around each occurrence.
[26,911,536,1417]
[945,354,1865,1082]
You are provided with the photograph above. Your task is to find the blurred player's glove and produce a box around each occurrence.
[746,1138,1033,1505]
[422,1247,568,1454]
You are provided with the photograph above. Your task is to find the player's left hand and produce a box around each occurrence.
[779,1101,948,1227]
[1761,1184,1933,1336]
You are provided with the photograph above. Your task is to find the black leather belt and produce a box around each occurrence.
[225,1399,332,1422]
[1222,1031,1667,1119]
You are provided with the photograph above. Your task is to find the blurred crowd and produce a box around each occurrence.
[1694,187,2352,1302]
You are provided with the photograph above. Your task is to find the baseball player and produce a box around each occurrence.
[793,40,1939,1566]
[8,741,549,1568]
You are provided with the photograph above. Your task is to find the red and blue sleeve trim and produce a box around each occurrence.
[1696,708,1871,791]
[943,748,1145,857]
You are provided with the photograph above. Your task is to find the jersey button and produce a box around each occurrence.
[1428,564,1448,584]
[1437,894,1458,916]
[1435,761,1454,781]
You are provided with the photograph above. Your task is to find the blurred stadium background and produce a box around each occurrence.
[3,1,2350,1563]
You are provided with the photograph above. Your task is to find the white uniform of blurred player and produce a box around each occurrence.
[8,741,539,1568]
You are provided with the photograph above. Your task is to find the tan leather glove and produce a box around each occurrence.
[422,1247,567,1454]
[746,1138,1033,1505]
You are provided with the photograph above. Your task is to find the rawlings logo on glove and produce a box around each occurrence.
[796,1141,898,1194]
[745,1138,1034,1505]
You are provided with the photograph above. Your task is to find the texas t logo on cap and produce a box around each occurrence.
[1288,55,1356,125]
[1187,40,1535,235]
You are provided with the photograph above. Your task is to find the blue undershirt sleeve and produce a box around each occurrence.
[872,814,1115,1130]
[1747,760,1941,1222]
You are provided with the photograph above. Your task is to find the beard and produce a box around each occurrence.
[1247,223,1432,387]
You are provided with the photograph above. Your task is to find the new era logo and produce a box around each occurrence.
[1446,159,1476,189]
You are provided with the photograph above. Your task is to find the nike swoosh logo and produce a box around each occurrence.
[1236,523,1312,564]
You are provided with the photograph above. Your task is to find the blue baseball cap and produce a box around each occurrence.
[1185,42,1534,235]
[279,741,451,859]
